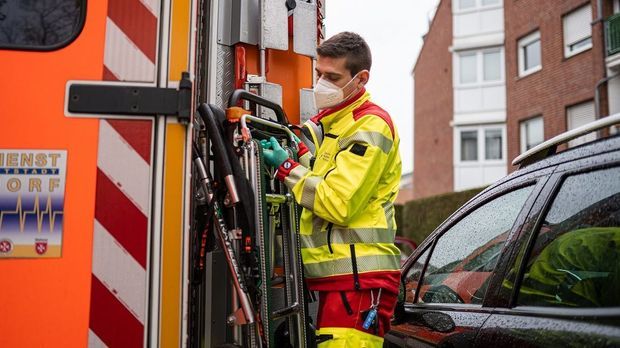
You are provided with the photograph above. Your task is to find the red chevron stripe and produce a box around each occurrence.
[103,66,119,81]
[107,0,158,63]
[90,275,144,347]
[95,168,148,268]
[107,120,153,164]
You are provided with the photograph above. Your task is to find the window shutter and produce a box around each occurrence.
[563,5,592,46]
[567,101,596,147]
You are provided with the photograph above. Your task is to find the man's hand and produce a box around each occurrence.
[260,137,290,168]
[291,132,301,144]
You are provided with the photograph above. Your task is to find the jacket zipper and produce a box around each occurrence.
[323,151,341,181]
[326,222,334,253]
[323,133,338,255]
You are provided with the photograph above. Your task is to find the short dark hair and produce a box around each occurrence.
[316,32,372,75]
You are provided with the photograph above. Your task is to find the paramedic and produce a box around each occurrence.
[262,31,402,347]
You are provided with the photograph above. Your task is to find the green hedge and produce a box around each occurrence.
[395,187,486,244]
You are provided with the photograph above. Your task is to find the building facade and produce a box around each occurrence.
[505,0,620,164]
[413,0,620,199]
[412,0,455,198]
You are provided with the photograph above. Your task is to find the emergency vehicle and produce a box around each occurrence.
[0,0,325,346]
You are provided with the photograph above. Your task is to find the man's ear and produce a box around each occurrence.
[358,70,370,87]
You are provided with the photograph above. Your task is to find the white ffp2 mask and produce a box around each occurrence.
[312,73,361,110]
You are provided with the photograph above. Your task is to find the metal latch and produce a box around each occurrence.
[67,72,192,122]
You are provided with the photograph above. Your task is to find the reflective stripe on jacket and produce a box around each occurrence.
[276,89,402,293]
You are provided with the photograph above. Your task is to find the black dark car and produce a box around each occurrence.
[386,115,620,347]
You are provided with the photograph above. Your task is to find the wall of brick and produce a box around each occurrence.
[413,0,454,198]
[504,0,609,170]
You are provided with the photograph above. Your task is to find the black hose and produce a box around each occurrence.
[197,104,240,204]
[197,103,233,178]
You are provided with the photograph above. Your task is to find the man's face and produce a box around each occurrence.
[315,55,369,103]
[315,55,353,88]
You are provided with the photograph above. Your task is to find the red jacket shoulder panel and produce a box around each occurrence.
[352,101,395,138]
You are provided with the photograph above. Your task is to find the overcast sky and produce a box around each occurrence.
[325,0,440,174]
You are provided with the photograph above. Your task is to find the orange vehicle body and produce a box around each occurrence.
[0,0,317,346]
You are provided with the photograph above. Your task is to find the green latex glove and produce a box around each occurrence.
[261,137,289,168]
[260,139,271,150]
[291,133,301,144]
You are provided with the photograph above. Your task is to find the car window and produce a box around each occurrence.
[419,186,534,305]
[404,248,430,303]
[517,166,620,308]
[0,0,86,50]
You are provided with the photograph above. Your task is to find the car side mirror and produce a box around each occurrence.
[403,307,456,333]
[419,311,456,333]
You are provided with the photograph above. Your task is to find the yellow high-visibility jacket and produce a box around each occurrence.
[275,89,402,293]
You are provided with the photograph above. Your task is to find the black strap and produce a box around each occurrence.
[350,244,361,290]
[315,334,334,344]
[339,291,353,315]
[326,223,334,254]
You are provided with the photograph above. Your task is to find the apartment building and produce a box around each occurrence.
[412,0,454,198]
[414,0,507,198]
[506,0,620,162]
[413,0,620,199]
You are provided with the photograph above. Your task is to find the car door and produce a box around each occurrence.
[476,151,620,347]
[386,170,551,348]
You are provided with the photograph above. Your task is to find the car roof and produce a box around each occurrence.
[488,133,620,194]
[512,113,620,166]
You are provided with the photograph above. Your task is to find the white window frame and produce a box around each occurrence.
[484,128,504,161]
[519,116,544,154]
[562,5,593,58]
[458,0,477,11]
[482,49,503,82]
[455,47,505,87]
[456,125,506,164]
[459,128,479,162]
[614,0,619,14]
[518,31,542,77]
[453,0,502,14]
[458,51,478,85]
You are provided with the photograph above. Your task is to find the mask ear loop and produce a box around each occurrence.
[342,70,366,100]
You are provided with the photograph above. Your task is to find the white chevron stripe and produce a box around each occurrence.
[140,0,160,17]
[97,120,150,214]
[88,329,108,348]
[92,220,146,324]
[104,18,155,82]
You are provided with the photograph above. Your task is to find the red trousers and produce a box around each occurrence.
[316,289,398,338]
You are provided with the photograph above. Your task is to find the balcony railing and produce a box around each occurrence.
[606,13,620,56]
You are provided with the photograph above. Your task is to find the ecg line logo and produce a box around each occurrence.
[0,193,64,233]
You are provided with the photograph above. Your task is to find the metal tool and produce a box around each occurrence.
[192,143,255,325]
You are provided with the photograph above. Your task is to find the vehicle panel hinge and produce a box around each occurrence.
[67,72,192,123]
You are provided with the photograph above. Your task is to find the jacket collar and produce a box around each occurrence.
[311,88,369,129]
